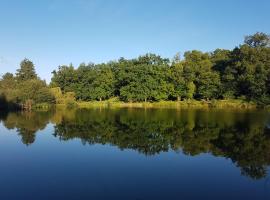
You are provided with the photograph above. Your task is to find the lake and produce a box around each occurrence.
[0,108,270,199]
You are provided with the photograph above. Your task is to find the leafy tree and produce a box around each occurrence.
[118,54,171,102]
[51,64,77,93]
[0,75,19,108]
[211,49,231,73]
[244,32,270,48]
[119,64,151,102]
[136,53,170,66]
[0,73,17,91]
[186,81,196,99]
[16,59,37,81]
[196,71,221,100]
[1,59,55,110]
[2,72,14,80]
[169,63,186,100]
[34,87,55,104]
[222,36,270,101]
[18,79,55,109]
[92,65,115,101]
[74,63,96,100]
[182,50,221,100]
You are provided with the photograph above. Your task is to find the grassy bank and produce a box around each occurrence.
[5,99,258,111]
[75,99,258,109]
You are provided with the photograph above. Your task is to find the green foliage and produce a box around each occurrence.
[50,87,63,99]
[0,60,55,110]
[196,71,221,100]
[34,87,55,104]
[119,63,172,102]
[169,63,186,100]
[1,32,270,108]
[222,39,270,102]
[50,87,77,108]
[48,33,270,105]
[0,72,19,104]
[16,58,37,81]
[91,65,115,101]
[186,82,196,99]
[50,64,77,93]
[244,32,270,48]
[211,49,231,73]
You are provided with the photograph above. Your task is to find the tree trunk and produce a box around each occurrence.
[99,98,102,102]
[144,98,147,102]
[177,96,181,101]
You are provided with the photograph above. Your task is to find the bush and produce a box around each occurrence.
[34,88,55,104]
[66,100,78,109]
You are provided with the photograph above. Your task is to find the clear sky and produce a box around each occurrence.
[0,0,270,82]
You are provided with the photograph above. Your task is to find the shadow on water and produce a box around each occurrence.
[0,93,21,111]
[1,108,270,180]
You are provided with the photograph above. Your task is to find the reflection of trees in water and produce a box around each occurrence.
[53,109,270,179]
[54,109,184,155]
[1,111,53,145]
[1,108,270,179]
[212,125,270,179]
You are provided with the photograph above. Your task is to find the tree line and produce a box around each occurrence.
[0,32,270,109]
[50,32,270,103]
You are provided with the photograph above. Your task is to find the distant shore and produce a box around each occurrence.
[2,99,266,112]
[53,99,260,110]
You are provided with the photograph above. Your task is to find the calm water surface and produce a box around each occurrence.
[0,108,270,199]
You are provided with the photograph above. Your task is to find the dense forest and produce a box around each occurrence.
[0,32,270,110]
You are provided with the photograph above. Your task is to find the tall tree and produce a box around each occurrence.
[16,59,37,81]
[51,64,77,93]
[169,63,186,101]
[183,50,221,100]
[222,34,270,101]
[92,65,115,101]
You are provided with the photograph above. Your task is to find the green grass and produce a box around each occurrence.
[33,103,53,111]
[74,99,258,109]
[210,99,257,109]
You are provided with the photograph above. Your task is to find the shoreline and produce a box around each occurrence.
[3,99,267,112]
[72,99,259,109]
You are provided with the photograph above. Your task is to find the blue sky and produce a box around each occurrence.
[0,0,270,82]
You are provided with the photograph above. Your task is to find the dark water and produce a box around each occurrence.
[0,108,270,200]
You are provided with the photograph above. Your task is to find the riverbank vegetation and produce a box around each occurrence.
[75,99,257,109]
[0,32,270,110]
